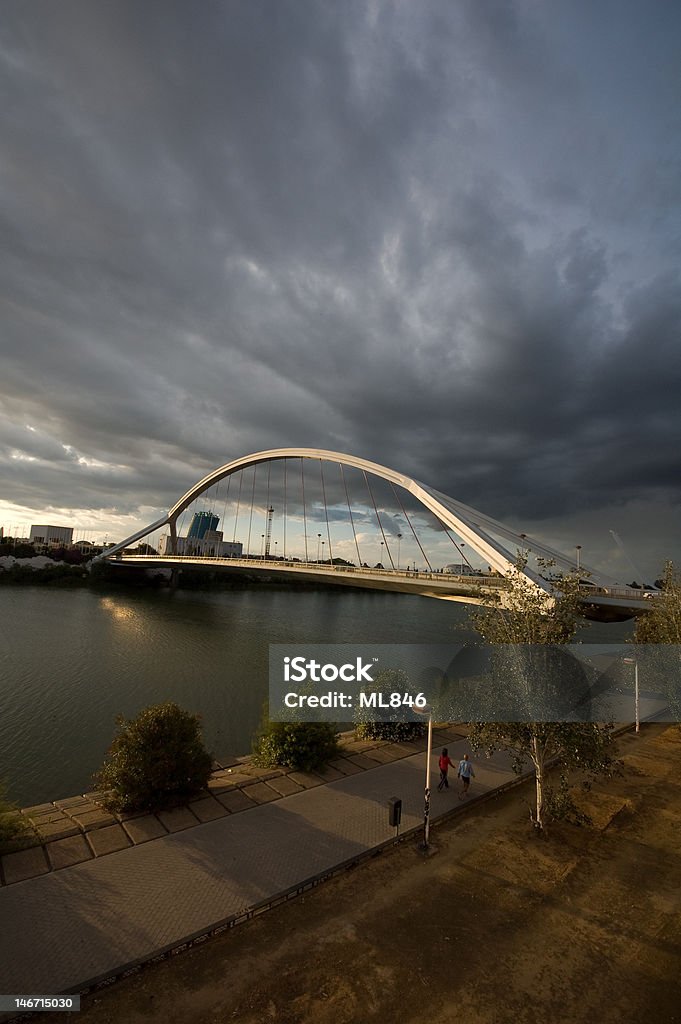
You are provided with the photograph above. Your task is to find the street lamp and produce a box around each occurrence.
[623,656,640,733]
[321,540,325,563]
[575,545,582,574]
[414,704,434,849]
[317,533,321,561]
[397,533,402,569]
[261,534,265,559]
[380,541,384,567]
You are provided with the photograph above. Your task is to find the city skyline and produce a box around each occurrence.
[1,1,680,579]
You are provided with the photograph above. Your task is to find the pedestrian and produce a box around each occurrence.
[437,747,454,791]
[457,753,475,798]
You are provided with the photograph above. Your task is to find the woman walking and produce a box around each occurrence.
[438,748,454,791]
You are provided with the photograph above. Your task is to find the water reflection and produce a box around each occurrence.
[0,585,634,806]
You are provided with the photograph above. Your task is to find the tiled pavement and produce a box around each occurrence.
[0,727,526,999]
[0,730,461,888]
[0,718,652,1005]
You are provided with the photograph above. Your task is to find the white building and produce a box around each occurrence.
[158,531,243,558]
[443,562,480,576]
[30,525,74,547]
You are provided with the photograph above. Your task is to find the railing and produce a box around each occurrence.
[115,554,510,588]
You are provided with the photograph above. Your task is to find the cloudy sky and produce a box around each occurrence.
[1,0,679,578]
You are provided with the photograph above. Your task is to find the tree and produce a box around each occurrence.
[466,561,620,830]
[94,702,213,812]
[634,561,681,719]
[354,668,427,742]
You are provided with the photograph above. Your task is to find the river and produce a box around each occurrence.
[0,584,633,807]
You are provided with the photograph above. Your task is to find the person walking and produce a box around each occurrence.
[437,748,454,791]
[457,753,475,798]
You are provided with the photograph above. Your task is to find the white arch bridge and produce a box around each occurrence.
[99,448,658,622]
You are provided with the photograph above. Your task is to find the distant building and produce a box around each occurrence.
[187,511,220,540]
[30,525,74,547]
[73,539,96,552]
[443,562,480,576]
[159,533,242,558]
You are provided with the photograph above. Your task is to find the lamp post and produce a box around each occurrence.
[397,533,402,569]
[576,545,582,573]
[380,541,384,567]
[261,534,265,560]
[321,540,325,563]
[317,533,321,562]
[623,656,640,733]
[414,704,434,849]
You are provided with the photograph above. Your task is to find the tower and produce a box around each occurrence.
[264,506,274,558]
[187,511,219,540]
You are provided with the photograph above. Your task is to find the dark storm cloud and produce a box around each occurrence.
[1,0,679,572]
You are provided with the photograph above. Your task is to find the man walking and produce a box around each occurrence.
[458,753,475,798]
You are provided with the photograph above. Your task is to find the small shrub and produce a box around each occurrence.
[355,719,427,742]
[354,668,428,743]
[0,783,30,850]
[94,702,213,813]
[253,721,339,772]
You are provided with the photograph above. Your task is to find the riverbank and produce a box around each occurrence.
[15,722,681,1024]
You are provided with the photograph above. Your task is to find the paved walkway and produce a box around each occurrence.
[1,701,662,1010]
[0,729,522,1001]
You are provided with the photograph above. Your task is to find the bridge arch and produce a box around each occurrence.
[101,447,622,596]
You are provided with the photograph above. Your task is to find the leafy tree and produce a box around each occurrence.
[354,668,427,742]
[634,561,681,719]
[253,721,339,772]
[94,702,213,812]
[466,561,620,830]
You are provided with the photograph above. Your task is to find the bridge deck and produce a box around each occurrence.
[108,556,654,620]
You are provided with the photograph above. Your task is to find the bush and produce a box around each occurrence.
[355,719,427,742]
[94,702,213,813]
[0,783,30,850]
[354,668,428,743]
[253,721,339,772]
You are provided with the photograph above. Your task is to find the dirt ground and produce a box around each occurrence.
[37,725,681,1024]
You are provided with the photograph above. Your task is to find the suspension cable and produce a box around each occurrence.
[363,470,392,567]
[340,463,362,567]
[301,458,309,562]
[220,473,232,553]
[319,459,333,563]
[389,482,432,571]
[443,528,475,571]
[246,464,257,557]
[265,461,271,559]
[283,458,287,560]
[232,470,243,544]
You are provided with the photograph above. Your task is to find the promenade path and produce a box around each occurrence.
[0,728,524,1005]
[0,694,665,1014]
